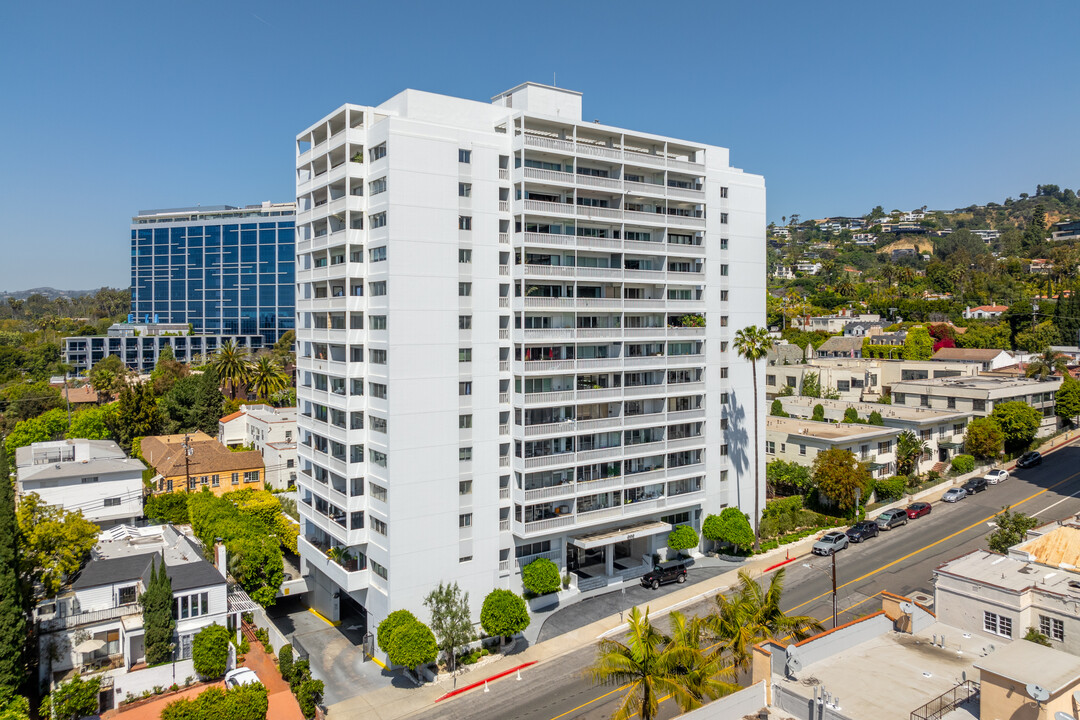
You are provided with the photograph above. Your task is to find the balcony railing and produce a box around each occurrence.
[40,603,141,631]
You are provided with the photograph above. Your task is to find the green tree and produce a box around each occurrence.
[0,381,63,422]
[109,381,164,453]
[589,607,736,720]
[956,322,1011,350]
[1056,374,1080,427]
[66,405,115,441]
[702,508,754,552]
[4,409,68,463]
[895,430,928,477]
[902,326,934,360]
[800,371,821,398]
[192,624,231,678]
[0,442,27,698]
[42,675,100,720]
[212,340,253,400]
[277,644,294,683]
[150,345,190,396]
[667,525,699,553]
[161,683,268,720]
[965,417,1004,459]
[249,357,289,401]
[988,506,1040,554]
[423,581,475,672]
[16,494,98,597]
[765,459,814,496]
[141,558,176,666]
[811,404,825,422]
[145,493,190,525]
[272,330,296,367]
[705,569,823,671]
[159,369,225,435]
[479,589,530,641]
[867,410,884,426]
[0,694,29,720]
[842,407,859,423]
[1024,204,1047,249]
[88,355,127,403]
[386,619,437,671]
[1025,348,1070,381]
[227,535,284,608]
[769,399,787,417]
[733,325,772,551]
[522,557,561,595]
[376,610,419,655]
[1016,321,1059,353]
[991,401,1042,454]
[811,447,870,511]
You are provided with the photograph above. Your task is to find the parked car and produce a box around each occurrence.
[942,487,967,503]
[224,668,262,689]
[906,502,932,519]
[963,476,988,494]
[875,508,909,530]
[1015,452,1041,469]
[846,521,880,543]
[812,531,850,556]
[985,468,1011,483]
[641,560,687,589]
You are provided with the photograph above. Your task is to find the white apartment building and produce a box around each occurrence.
[891,375,1062,436]
[218,404,298,489]
[765,415,898,478]
[15,440,145,529]
[293,83,765,648]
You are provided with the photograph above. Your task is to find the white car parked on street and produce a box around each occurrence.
[984,468,1009,484]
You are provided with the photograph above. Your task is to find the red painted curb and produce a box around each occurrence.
[435,661,538,702]
[763,556,798,573]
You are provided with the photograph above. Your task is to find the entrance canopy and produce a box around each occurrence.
[569,520,672,550]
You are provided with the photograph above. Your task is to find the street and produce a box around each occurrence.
[405,444,1080,720]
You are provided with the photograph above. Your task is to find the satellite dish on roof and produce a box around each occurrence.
[785,644,801,677]
[899,601,915,614]
[1027,684,1050,704]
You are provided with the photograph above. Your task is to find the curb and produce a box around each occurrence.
[763,556,799,573]
[434,661,537,702]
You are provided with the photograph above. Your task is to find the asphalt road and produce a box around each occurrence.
[406,443,1080,720]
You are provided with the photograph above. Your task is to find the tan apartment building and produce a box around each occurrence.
[891,375,1062,436]
[765,415,899,478]
[141,431,265,496]
[765,357,978,402]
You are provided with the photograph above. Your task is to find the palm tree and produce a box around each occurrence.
[734,325,772,551]
[211,339,253,399]
[249,356,290,401]
[589,608,736,720]
[705,568,823,671]
[895,430,929,477]
[1025,348,1070,381]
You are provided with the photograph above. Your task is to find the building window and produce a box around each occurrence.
[369,177,387,195]
[800,444,807,456]
[369,483,387,501]
[719,393,729,404]
[371,518,387,535]
[720,264,729,276]
[370,281,386,296]
[80,477,99,484]
[458,149,471,163]
[720,212,729,224]
[459,182,472,197]
[369,450,387,467]
[766,374,776,386]
[459,414,472,429]
[370,383,387,399]
[972,399,986,412]
[459,315,472,330]
[459,513,473,527]
[766,441,775,454]
[720,316,728,327]
[368,143,386,161]
[371,315,387,330]
[103,497,121,507]
[458,249,472,263]
[878,441,892,453]
[458,555,473,563]
[369,212,387,229]
[173,592,210,620]
[459,216,472,231]
[720,290,729,301]
[459,447,473,461]
[459,480,472,495]
[369,246,387,262]
[720,186,728,198]
[371,561,388,580]
[459,348,472,363]
[719,444,729,456]
[369,349,387,364]
[459,382,472,396]
[983,611,1012,638]
[946,396,956,409]
[211,475,219,487]
[231,472,239,485]
[459,282,472,297]
[1040,615,1065,641]
[720,470,728,483]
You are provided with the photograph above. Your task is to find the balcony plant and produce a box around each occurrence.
[351,151,363,163]
[326,545,354,566]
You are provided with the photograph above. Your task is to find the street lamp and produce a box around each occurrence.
[803,553,839,629]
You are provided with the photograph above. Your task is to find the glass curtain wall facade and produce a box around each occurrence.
[130,203,297,344]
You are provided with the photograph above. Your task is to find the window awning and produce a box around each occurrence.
[938,441,964,449]
[868,462,890,470]
[569,520,672,550]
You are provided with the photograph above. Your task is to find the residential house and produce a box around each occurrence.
[765,415,898,478]
[771,266,795,280]
[971,229,1001,243]
[765,357,978,402]
[15,440,145,529]
[1052,219,1080,241]
[63,322,264,375]
[790,311,881,334]
[852,233,877,245]
[795,261,822,275]
[890,375,1062,436]
[767,342,810,367]
[34,524,256,711]
[814,336,864,359]
[776,397,970,472]
[962,304,1008,319]
[930,347,1015,372]
[141,431,264,495]
[1028,258,1053,275]
[842,320,885,337]
[61,385,99,407]
[218,404,298,490]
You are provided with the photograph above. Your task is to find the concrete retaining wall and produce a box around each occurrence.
[114,659,197,702]
[680,681,767,718]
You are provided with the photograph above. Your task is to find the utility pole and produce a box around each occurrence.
[1032,301,1039,329]
[63,372,72,432]
[831,550,838,629]
[183,434,193,491]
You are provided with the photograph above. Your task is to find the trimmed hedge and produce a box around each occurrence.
[951,454,975,474]
[763,495,804,518]
[874,476,907,502]
[667,525,699,551]
[192,624,231,679]
[522,557,561,595]
[376,609,418,654]
[160,683,268,720]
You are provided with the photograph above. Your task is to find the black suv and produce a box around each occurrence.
[641,560,688,589]
[963,476,988,494]
[846,521,880,543]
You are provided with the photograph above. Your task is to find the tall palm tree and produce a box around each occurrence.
[589,608,736,720]
[895,430,929,476]
[249,356,290,401]
[705,568,823,671]
[734,325,772,551]
[1025,348,1070,381]
[211,339,253,400]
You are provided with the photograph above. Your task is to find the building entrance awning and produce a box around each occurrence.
[938,441,963,449]
[569,520,672,550]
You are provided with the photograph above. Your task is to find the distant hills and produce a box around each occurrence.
[0,287,113,300]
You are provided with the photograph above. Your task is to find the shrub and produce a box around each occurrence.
[702,508,754,552]
[161,683,268,720]
[480,589,530,639]
[951,454,975,474]
[667,525,699,552]
[377,609,419,654]
[770,399,788,417]
[522,558,561,595]
[192,624,231,679]
[812,404,825,421]
[874,476,907,502]
[295,679,324,719]
[763,495,804,518]
[289,660,311,694]
[277,644,294,683]
[386,620,438,670]
[842,407,860,423]
[44,676,101,720]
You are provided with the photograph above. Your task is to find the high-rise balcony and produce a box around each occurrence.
[519,134,705,176]
[298,536,369,592]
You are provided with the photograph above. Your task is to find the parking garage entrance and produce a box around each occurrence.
[568,520,671,583]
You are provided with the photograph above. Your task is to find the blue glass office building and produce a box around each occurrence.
[130,202,296,343]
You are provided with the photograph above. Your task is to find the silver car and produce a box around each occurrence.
[942,487,967,503]
[812,531,849,556]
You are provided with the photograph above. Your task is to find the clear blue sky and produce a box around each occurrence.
[2,0,1078,290]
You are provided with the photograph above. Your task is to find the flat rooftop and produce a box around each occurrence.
[766,415,897,441]
[893,375,1059,390]
[773,622,983,720]
[936,549,1080,599]
[779,397,970,423]
[93,524,205,566]
[1012,520,1080,567]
